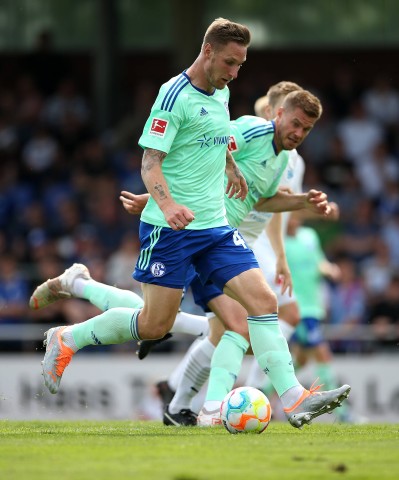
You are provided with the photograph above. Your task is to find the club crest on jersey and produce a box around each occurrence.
[228,135,238,153]
[149,118,168,137]
[150,262,166,277]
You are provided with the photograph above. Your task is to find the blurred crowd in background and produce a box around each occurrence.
[1,41,399,355]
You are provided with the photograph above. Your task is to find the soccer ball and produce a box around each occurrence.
[220,386,272,434]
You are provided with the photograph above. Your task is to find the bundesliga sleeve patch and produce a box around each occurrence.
[149,118,169,137]
[228,135,238,153]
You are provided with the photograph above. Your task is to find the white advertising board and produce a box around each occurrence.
[0,354,398,423]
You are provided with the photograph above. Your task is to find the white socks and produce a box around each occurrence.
[169,337,215,414]
[171,311,209,337]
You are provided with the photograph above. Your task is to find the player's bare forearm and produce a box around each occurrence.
[225,150,248,200]
[266,213,285,259]
[255,189,330,215]
[141,148,195,230]
[141,148,171,206]
[255,190,307,212]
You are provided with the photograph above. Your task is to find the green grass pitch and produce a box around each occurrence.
[1,421,398,480]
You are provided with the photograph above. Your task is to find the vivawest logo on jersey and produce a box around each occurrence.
[197,135,230,148]
[149,118,168,137]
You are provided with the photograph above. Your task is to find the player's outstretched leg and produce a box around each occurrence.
[42,326,76,394]
[30,263,90,309]
[41,306,143,394]
[30,263,145,312]
[284,382,351,428]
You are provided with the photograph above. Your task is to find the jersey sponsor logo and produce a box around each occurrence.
[200,107,208,116]
[228,135,238,152]
[149,118,168,137]
[214,136,229,145]
[197,134,211,148]
[197,135,230,148]
[150,261,166,277]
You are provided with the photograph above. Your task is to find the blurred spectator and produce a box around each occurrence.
[0,113,18,154]
[362,75,399,128]
[107,80,157,152]
[318,136,355,194]
[86,175,127,254]
[14,74,44,143]
[0,254,30,351]
[327,255,367,353]
[105,232,142,293]
[70,224,105,265]
[327,67,362,119]
[73,136,113,178]
[377,179,399,224]
[299,99,336,164]
[367,274,399,351]
[381,210,399,267]
[355,141,399,201]
[0,88,17,122]
[330,198,379,264]
[336,100,384,165]
[41,77,90,134]
[21,124,60,181]
[360,238,396,305]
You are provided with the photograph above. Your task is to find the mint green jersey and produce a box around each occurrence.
[224,116,289,227]
[285,226,326,320]
[138,72,231,229]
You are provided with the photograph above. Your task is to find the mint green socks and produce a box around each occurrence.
[248,313,300,397]
[70,307,141,349]
[82,280,144,311]
[205,331,249,402]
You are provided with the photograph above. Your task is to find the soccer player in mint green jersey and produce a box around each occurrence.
[284,213,352,421]
[36,17,350,429]
[118,89,349,427]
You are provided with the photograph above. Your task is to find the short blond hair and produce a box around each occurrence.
[266,81,302,110]
[254,81,302,116]
[203,18,251,49]
[282,89,323,119]
[254,95,268,117]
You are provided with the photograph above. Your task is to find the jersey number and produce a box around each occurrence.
[233,230,247,249]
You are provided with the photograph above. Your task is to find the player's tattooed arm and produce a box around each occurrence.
[225,150,248,200]
[141,148,170,202]
[140,147,195,230]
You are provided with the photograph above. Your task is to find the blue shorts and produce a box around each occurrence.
[133,222,259,290]
[291,317,325,348]
[190,273,223,312]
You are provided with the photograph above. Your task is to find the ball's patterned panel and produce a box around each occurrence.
[220,386,272,434]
